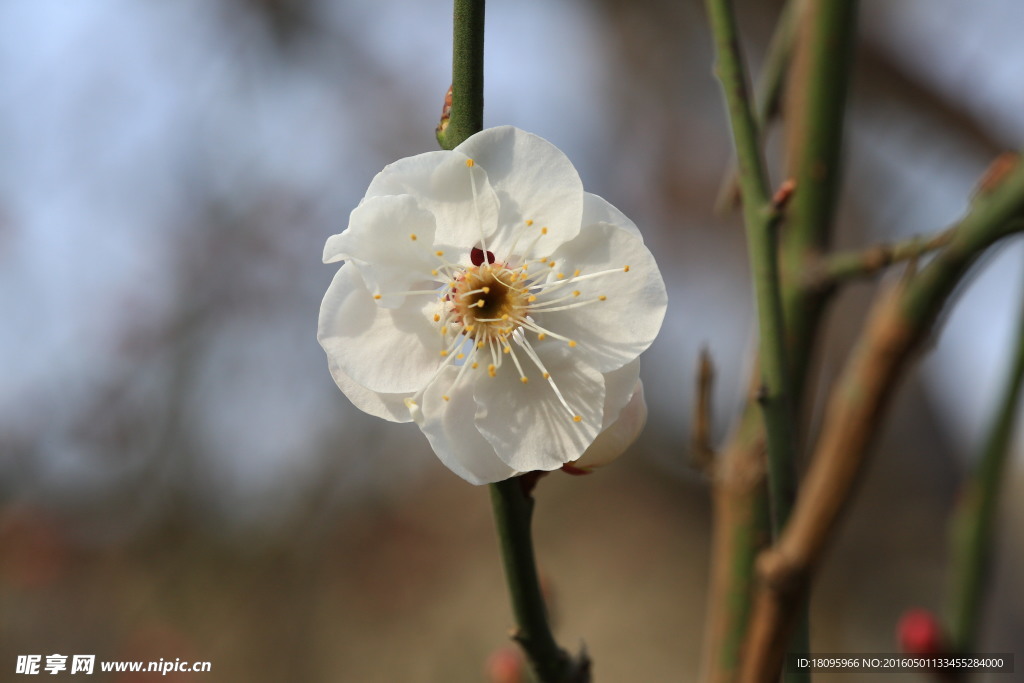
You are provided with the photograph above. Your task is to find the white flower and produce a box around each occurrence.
[318,126,667,484]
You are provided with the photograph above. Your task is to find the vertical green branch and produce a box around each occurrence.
[780,0,859,401]
[947,263,1024,654]
[490,479,586,682]
[705,0,797,540]
[438,1,583,679]
[437,0,485,150]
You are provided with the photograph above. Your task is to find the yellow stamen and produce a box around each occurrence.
[525,219,534,226]
[541,227,548,235]
[373,294,382,300]
[520,377,529,384]
[573,415,582,423]
[568,340,577,348]
[466,159,475,167]
[624,265,631,272]
[488,364,497,377]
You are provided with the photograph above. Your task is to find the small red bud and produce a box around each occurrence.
[485,647,525,683]
[897,608,947,656]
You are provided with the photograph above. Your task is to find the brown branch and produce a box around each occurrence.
[692,348,718,472]
[738,159,1024,683]
[809,226,956,288]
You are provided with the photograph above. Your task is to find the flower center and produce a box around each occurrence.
[451,264,530,339]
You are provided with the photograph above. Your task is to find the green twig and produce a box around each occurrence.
[715,0,805,213]
[436,0,485,149]
[434,2,580,678]
[947,268,1024,654]
[705,0,796,540]
[490,478,589,683]
[813,226,956,287]
[741,161,1024,683]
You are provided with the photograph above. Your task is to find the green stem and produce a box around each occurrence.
[947,249,1024,657]
[814,226,956,287]
[437,0,485,149]
[715,0,805,213]
[705,0,796,541]
[779,0,859,403]
[490,478,586,682]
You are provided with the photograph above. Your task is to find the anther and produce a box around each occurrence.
[410,234,417,240]
[373,294,382,300]
[541,227,548,235]
[433,314,441,322]
[572,290,581,297]
[573,415,583,423]
[520,377,529,384]
[624,265,631,272]
[525,219,534,226]
[466,159,475,167]
[599,295,607,301]
[488,364,497,377]
[538,333,547,341]
[568,340,577,348]
[442,395,450,401]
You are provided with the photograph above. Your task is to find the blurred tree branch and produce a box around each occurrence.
[947,232,1024,656]
[740,158,1024,682]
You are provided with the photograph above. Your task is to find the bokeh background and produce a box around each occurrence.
[2,0,1023,680]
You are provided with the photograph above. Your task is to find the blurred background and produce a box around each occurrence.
[1,0,1022,680]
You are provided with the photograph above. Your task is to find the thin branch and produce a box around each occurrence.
[812,226,956,288]
[715,0,806,213]
[705,0,797,540]
[436,3,585,680]
[436,0,485,150]
[692,348,718,472]
[947,253,1024,654]
[490,478,589,683]
[699,408,770,683]
[739,160,1024,683]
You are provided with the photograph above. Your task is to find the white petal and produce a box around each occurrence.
[474,345,604,472]
[410,366,519,485]
[540,222,667,373]
[325,356,413,423]
[325,195,441,308]
[318,263,443,395]
[598,358,641,430]
[573,379,647,472]
[582,192,642,241]
[364,150,500,248]
[455,127,584,258]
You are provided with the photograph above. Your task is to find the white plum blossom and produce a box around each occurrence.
[318,126,666,484]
